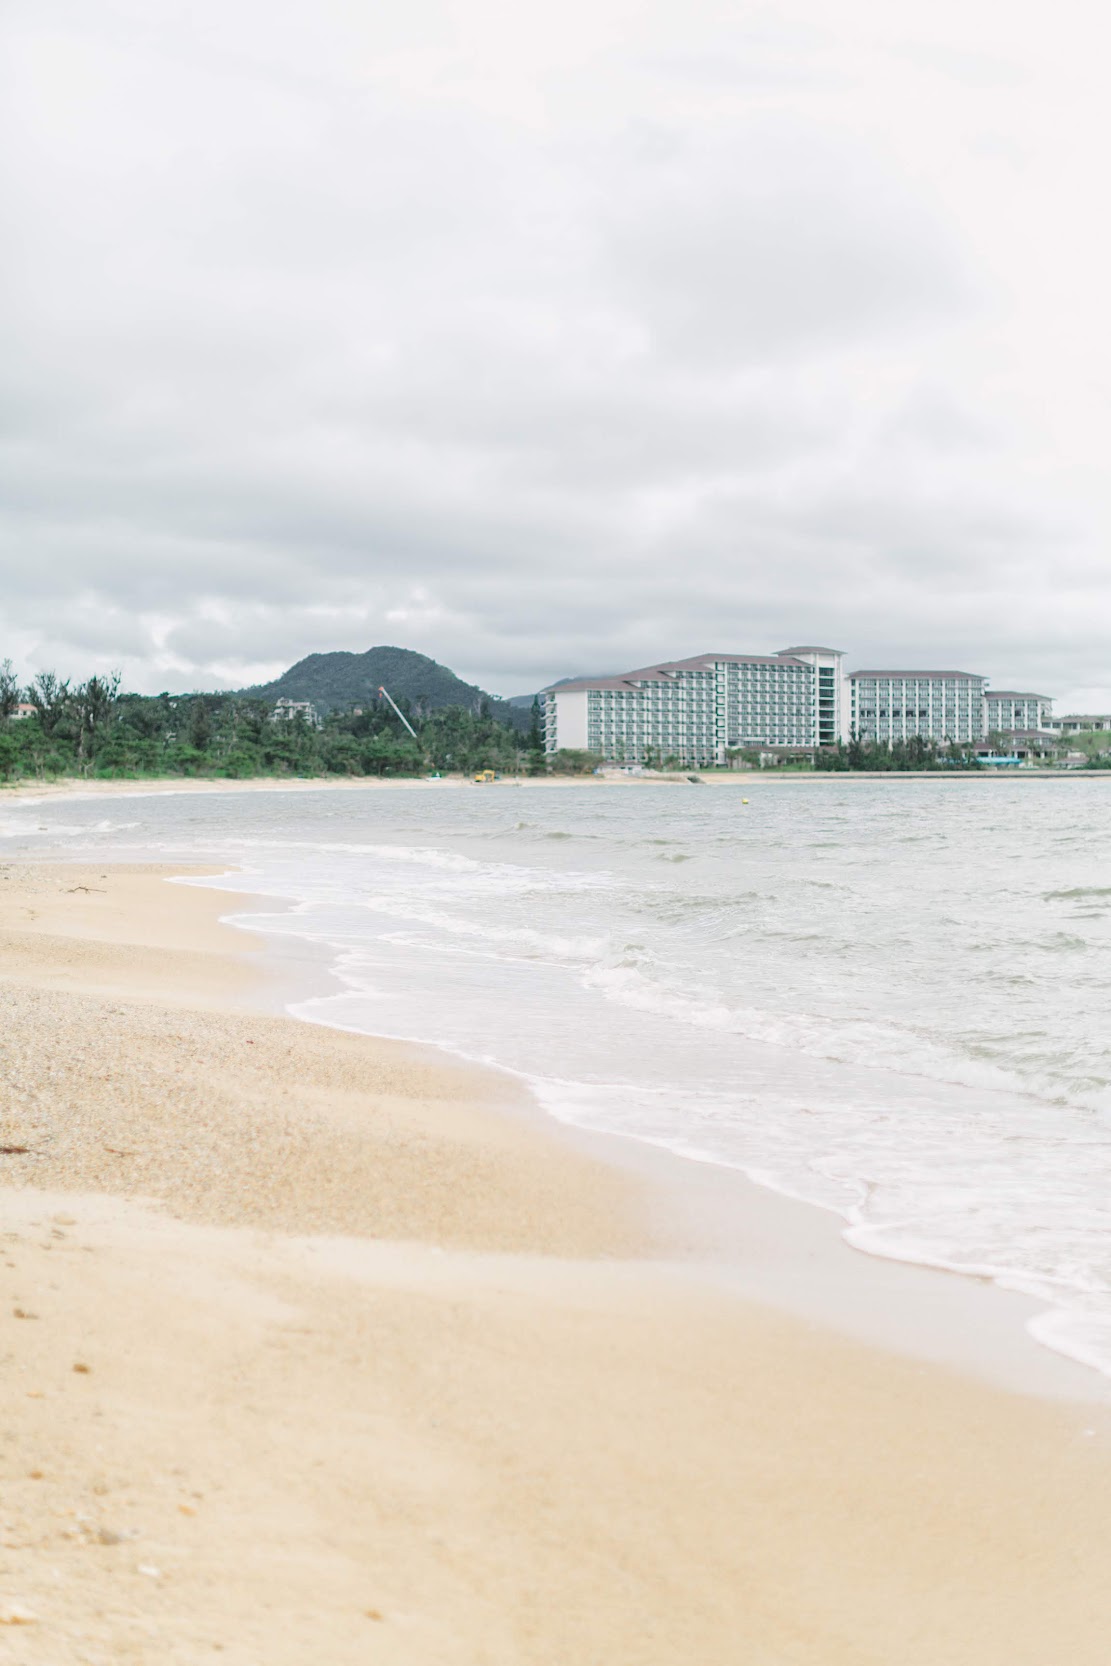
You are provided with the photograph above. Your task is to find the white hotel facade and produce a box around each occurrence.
[543,647,848,766]
[541,649,1047,765]
[986,691,1053,733]
[849,671,988,747]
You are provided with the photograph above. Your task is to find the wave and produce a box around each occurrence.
[0,817,141,839]
[580,951,1111,1117]
[215,836,488,872]
[338,906,608,964]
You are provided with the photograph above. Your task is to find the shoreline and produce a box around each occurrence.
[5,865,1111,1659]
[186,863,1111,1403]
[252,915,1111,1404]
[3,767,1109,805]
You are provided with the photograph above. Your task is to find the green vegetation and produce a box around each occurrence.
[815,736,983,771]
[546,748,603,774]
[0,660,544,783]
[1052,729,1111,767]
[249,645,531,731]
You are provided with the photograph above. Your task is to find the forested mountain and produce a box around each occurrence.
[247,646,532,731]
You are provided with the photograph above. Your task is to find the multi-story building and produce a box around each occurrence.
[848,670,987,745]
[541,649,1087,762]
[542,646,848,766]
[985,691,1053,733]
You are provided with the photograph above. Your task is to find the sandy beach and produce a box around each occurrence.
[0,769,1098,808]
[4,864,1111,1663]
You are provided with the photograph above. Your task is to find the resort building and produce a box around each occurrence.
[542,646,848,766]
[1045,713,1111,735]
[848,671,987,745]
[10,702,36,721]
[270,698,320,726]
[985,692,1053,733]
[541,646,1081,763]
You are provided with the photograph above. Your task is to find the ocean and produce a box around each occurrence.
[6,776,1111,1375]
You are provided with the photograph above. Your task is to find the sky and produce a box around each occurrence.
[4,0,1111,706]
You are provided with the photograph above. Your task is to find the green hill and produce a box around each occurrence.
[247,647,532,731]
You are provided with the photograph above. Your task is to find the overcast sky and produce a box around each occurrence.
[4,1,1110,705]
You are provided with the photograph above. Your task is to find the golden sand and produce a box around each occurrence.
[3,862,1111,1664]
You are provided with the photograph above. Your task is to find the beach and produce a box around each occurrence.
[0,768,1094,807]
[4,864,1111,1663]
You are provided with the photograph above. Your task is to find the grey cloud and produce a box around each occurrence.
[600,119,977,365]
[1,2,1109,704]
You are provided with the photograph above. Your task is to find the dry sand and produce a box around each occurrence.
[0,773,763,800]
[0,769,1091,806]
[3,864,1111,1664]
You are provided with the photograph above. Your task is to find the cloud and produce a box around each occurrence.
[1,0,1110,710]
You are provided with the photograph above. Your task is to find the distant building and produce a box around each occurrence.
[541,647,1091,762]
[270,698,319,727]
[10,702,35,721]
[1045,713,1111,735]
[543,647,848,767]
[848,670,987,745]
[985,691,1053,733]
[976,731,1054,763]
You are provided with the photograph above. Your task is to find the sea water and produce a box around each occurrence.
[6,777,1111,1375]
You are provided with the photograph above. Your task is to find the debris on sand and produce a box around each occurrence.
[0,1603,39,1625]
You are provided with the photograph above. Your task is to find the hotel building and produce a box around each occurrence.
[848,671,987,746]
[542,647,1076,764]
[543,647,848,766]
[985,691,1053,733]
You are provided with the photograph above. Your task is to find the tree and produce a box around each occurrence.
[0,660,18,721]
[188,699,212,753]
[548,748,603,775]
[27,671,72,738]
[74,671,122,766]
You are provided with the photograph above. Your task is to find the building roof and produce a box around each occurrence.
[544,650,813,694]
[987,690,1051,701]
[776,645,844,656]
[848,670,986,681]
[544,675,646,694]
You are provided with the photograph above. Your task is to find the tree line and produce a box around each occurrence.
[814,735,983,771]
[0,660,554,781]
